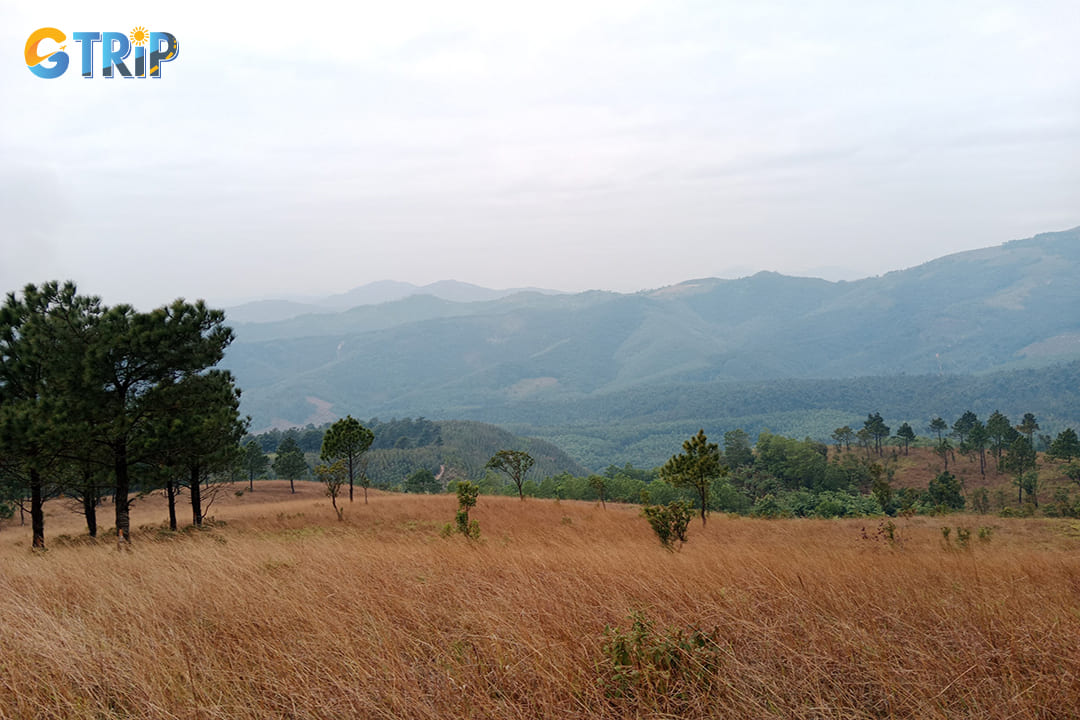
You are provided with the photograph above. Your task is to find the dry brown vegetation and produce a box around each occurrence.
[2,482,1080,719]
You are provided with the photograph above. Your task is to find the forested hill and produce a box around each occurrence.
[254,417,588,486]
[223,227,1080,457]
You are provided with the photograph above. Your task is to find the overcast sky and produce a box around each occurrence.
[3,0,1078,308]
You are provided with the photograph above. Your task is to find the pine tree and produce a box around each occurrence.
[320,416,374,503]
[660,430,724,525]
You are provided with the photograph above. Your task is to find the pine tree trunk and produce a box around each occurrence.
[115,443,131,544]
[166,479,178,531]
[30,467,45,549]
[83,485,98,538]
[190,463,203,527]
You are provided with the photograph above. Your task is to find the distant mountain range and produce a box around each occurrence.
[221,227,1080,467]
[224,280,563,323]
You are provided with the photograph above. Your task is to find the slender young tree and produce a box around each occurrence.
[660,429,724,525]
[273,436,309,494]
[894,423,916,455]
[967,420,989,478]
[320,416,374,503]
[865,413,890,456]
[855,428,874,460]
[486,449,535,501]
[244,439,268,491]
[929,417,948,443]
[314,460,347,520]
[936,438,952,471]
[1016,413,1040,448]
[1006,436,1037,505]
[832,426,854,452]
[588,474,608,509]
[986,411,1015,472]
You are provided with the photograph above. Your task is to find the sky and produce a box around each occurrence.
[2,0,1079,308]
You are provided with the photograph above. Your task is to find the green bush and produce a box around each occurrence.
[453,481,480,539]
[970,487,990,514]
[751,493,786,518]
[642,500,693,550]
[926,471,965,511]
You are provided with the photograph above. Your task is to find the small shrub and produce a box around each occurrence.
[971,487,990,514]
[860,519,902,547]
[955,527,971,549]
[880,519,898,544]
[642,501,692,550]
[978,526,993,542]
[454,481,481,540]
[599,611,723,709]
[1048,488,1076,518]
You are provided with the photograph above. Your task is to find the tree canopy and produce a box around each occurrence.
[660,429,724,525]
[320,415,374,503]
[486,449,535,501]
[273,436,309,493]
[0,282,241,546]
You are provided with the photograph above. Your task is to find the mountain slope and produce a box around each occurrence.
[226,280,565,323]
[222,227,1080,439]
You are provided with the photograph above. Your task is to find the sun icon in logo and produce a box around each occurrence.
[130,26,149,46]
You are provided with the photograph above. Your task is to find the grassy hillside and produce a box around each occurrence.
[3,486,1079,719]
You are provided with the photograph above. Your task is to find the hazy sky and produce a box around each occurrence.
[3,0,1078,308]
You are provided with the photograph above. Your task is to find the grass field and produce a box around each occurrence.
[2,482,1079,719]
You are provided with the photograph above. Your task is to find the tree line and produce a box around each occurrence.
[0,283,402,548]
[0,282,246,548]
[237,409,1080,520]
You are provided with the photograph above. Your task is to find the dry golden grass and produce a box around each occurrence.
[835,446,1077,505]
[2,483,1080,719]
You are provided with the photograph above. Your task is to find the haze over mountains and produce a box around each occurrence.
[222,227,1080,467]
[225,280,562,323]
